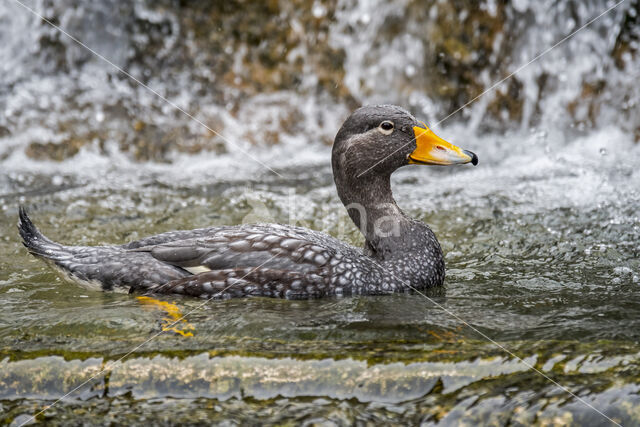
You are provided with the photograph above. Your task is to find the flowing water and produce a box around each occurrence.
[0,0,639,425]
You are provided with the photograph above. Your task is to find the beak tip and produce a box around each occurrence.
[464,150,478,166]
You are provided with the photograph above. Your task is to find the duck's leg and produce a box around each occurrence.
[144,268,331,300]
[18,208,188,291]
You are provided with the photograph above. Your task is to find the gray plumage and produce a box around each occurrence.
[18,105,475,299]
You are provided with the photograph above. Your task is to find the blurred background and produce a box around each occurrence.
[1,0,640,425]
[0,0,638,163]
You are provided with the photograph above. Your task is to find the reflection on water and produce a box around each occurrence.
[0,0,639,425]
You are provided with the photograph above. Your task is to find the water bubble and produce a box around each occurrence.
[613,266,633,276]
[404,64,416,77]
[95,110,105,122]
[429,5,438,20]
[599,148,607,156]
[512,0,528,12]
[312,2,327,19]
[52,175,63,186]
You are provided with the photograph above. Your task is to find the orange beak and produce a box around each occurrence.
[409,125,478,166]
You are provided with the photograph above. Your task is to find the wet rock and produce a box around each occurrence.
[26,138,85,162]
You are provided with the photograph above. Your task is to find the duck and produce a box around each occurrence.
[18,105,477,299]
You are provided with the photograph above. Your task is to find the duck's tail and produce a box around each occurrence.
[17,207,189,292]
[18,206,69,261]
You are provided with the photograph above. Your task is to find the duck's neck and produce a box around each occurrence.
[334,170,411,261]
[333,164,446,287]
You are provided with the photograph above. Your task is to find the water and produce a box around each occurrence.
[1,0,639,425]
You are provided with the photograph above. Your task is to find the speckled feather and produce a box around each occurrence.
[18,105,452,299]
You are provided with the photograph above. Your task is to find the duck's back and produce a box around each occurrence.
[127,223,381,298]
[19,208,382,299]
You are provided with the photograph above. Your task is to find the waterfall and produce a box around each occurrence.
[0,0,637,167]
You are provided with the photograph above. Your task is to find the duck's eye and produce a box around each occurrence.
[378,121,394,135]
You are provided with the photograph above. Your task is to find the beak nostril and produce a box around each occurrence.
[436,146,446,151]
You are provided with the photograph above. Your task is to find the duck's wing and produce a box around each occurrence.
[126,223,377,298]
[126,223,367,290]
[122,223,342,251]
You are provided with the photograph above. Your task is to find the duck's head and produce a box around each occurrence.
[332,105,478,180]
